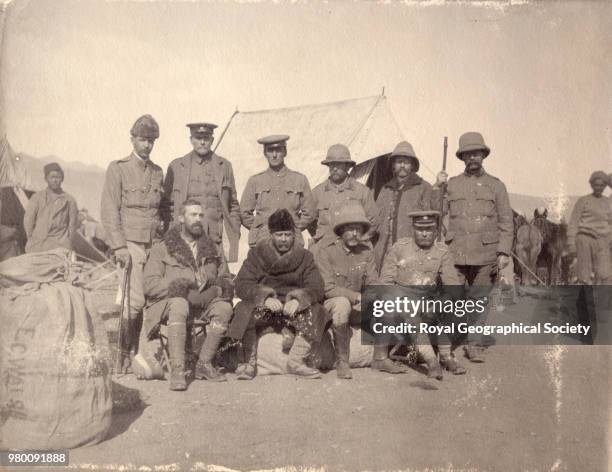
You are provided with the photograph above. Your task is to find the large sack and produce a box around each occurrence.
[0,252,112,450]
[0,248,73,288]
[257,327,373,375]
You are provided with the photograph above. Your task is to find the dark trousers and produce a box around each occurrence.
[454,263,498,346]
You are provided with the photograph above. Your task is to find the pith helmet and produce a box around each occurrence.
[456,132,490,159]
[390,141,419,172]
[130,115,160,139]
[333,202,371,236]
[321,144,356,166]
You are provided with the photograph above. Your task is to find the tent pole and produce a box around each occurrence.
[213,107,239,153]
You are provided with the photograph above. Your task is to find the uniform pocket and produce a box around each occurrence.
[447,195,466,218]
[285,188,302,210]
[255,187,272,212]
[481,231,499,244]
[475,186,495,216]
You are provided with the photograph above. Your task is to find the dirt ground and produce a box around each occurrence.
[11,287,608,472]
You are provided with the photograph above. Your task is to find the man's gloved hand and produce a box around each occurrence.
[435,171,448,187]
[264,297,283,313]
[351,292,362,311]
[114,247,131,268]
[283,299,300,317]
[187,286,222,308]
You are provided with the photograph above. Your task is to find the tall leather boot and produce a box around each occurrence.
[236,328,257,380]
[194,327,227,382]
[371,345,406,374]
[287,335,321,379]
[167,321,187,391]
[332,324,352,379]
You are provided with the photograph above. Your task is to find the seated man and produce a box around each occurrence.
[142,199,234,391]
[379,210,466,379]
[227,209,328,380]
[315,201,404,378]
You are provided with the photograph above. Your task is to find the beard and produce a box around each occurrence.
[186,222,204,238]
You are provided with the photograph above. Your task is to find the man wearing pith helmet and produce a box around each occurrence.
[240,135,315,248]
[163,122,241,262]
[309,144,378,256]
[314,201,379,379]
[101,114,165,372]
[435,132,513,363]
[374,141,441,269]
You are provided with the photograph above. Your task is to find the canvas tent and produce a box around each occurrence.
[214,94,437,266]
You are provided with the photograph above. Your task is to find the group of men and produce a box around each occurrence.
[12,113,611,391]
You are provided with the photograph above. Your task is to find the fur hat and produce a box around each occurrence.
[268,209,295,233]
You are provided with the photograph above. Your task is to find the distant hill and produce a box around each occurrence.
[17,153,106,220]
[15,151,582,223]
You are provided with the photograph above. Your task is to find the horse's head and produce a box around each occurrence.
[533,207,548,220]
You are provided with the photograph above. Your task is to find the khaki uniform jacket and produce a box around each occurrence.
[444,169,513,266]
[101,154,164,250]
[163,151,241,262]
[240,166,315,247]
[379,238,460,286]
[314,238,378,302]
[567,194,612,250]
[309,177,378,248]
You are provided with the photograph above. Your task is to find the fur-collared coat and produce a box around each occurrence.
[143,226,233,327]
[226,239,328,342]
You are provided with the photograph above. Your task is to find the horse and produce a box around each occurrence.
[532,208,569,285]
[515,213,543,286]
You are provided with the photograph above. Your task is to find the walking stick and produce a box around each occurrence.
[115,265,129,374]
[437,136,448,242]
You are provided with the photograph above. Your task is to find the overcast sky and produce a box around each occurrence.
[1,0,610,197]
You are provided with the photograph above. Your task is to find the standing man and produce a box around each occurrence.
[379,211,465,379]
[309,144,378,256]
[163,123,241,262]
[101,114,164,372]
[567,171,612,284]
[240,135,315,248]
[436,132,513,363]
[141,200,234,390]
[314,202,387,378]
[23,162,78,253]
[226,209,328,380]
[374,141,441,269]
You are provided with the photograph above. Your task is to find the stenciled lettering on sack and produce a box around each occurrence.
[6,327,36,420]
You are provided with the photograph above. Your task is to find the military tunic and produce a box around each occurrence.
[310,178,378,250]
[444,169,513,266]
[101,153,164,315]
[163,151,241,262]
[240,166,315,247]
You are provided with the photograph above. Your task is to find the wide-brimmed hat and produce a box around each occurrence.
[390,141,419,172]
[321,144,356,166]
[456,132,490,159]
[333,202,371,236]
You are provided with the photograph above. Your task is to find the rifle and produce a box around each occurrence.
[437,137,448,241]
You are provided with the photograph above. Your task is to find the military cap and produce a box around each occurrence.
[187,122,217,137]
[321,144,356,166]
[44,162,63,177]
[268,208,295,233]
[588,170,608,184]
[408,210,440,229]
[131,114,160,139]
[257,135,290,146]
[456,132,490,159]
